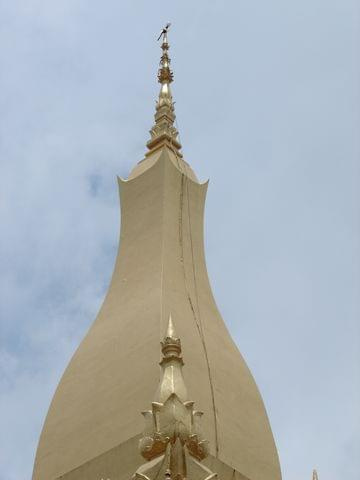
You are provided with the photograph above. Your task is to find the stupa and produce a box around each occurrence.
[32,26,282,480]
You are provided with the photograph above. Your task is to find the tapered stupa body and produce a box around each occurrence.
[32,31,281,480]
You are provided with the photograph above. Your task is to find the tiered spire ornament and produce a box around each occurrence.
[312,469,319,480]
[133,315,217,480]
[146,24,182,156]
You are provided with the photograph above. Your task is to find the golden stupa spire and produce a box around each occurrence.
[133,315,216,480]
[146,23,182,156]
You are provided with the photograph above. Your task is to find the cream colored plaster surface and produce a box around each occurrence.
[33,147,281,480]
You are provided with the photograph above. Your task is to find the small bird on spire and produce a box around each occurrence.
[157,23,171,41]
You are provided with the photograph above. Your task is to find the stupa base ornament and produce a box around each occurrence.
[133,443,217,480]
[132,315,218,480]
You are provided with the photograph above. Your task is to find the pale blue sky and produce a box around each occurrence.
[0,1,359,479]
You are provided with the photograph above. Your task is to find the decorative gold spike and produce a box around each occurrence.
[132,314,215,480]
[147,24,182,156]
[166,314,177,339]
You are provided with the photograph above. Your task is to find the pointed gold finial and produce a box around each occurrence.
[166,313,177,339]
[146,24,182,156]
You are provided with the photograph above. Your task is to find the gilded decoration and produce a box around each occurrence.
[147,24,182,155]
[132,315,217,480]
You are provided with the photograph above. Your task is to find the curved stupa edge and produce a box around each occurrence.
[118,149,209,187]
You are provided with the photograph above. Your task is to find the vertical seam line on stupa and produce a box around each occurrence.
[160,159,165,343]
[184,174,220,457]
[178,170,220,456]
